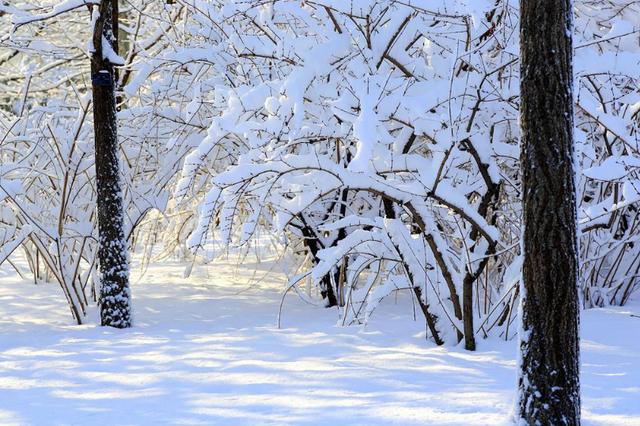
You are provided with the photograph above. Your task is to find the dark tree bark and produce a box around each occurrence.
[91,0,132,328]
[518,0,580,423]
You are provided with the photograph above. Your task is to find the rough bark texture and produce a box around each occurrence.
[518,0,580,423]
[92,0,132,328]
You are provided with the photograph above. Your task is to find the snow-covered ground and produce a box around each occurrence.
[0,255,638,425]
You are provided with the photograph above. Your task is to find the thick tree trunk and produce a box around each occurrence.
[91,0,132,328]
[518,0,580,423]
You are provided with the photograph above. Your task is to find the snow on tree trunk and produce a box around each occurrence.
[517,0,580,423]
[91,0,132,329]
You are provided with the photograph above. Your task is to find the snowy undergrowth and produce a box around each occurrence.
[0,255,638,425]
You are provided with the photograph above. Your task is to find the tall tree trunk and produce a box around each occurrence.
[91,0,132,328]
[518,0,580,423]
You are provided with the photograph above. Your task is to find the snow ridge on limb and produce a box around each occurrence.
[11,0,99,27]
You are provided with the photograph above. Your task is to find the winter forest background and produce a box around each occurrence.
[0,0,638,425]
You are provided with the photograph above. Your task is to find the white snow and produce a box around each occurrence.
[101,35,125,66]
[0,254,638,425]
